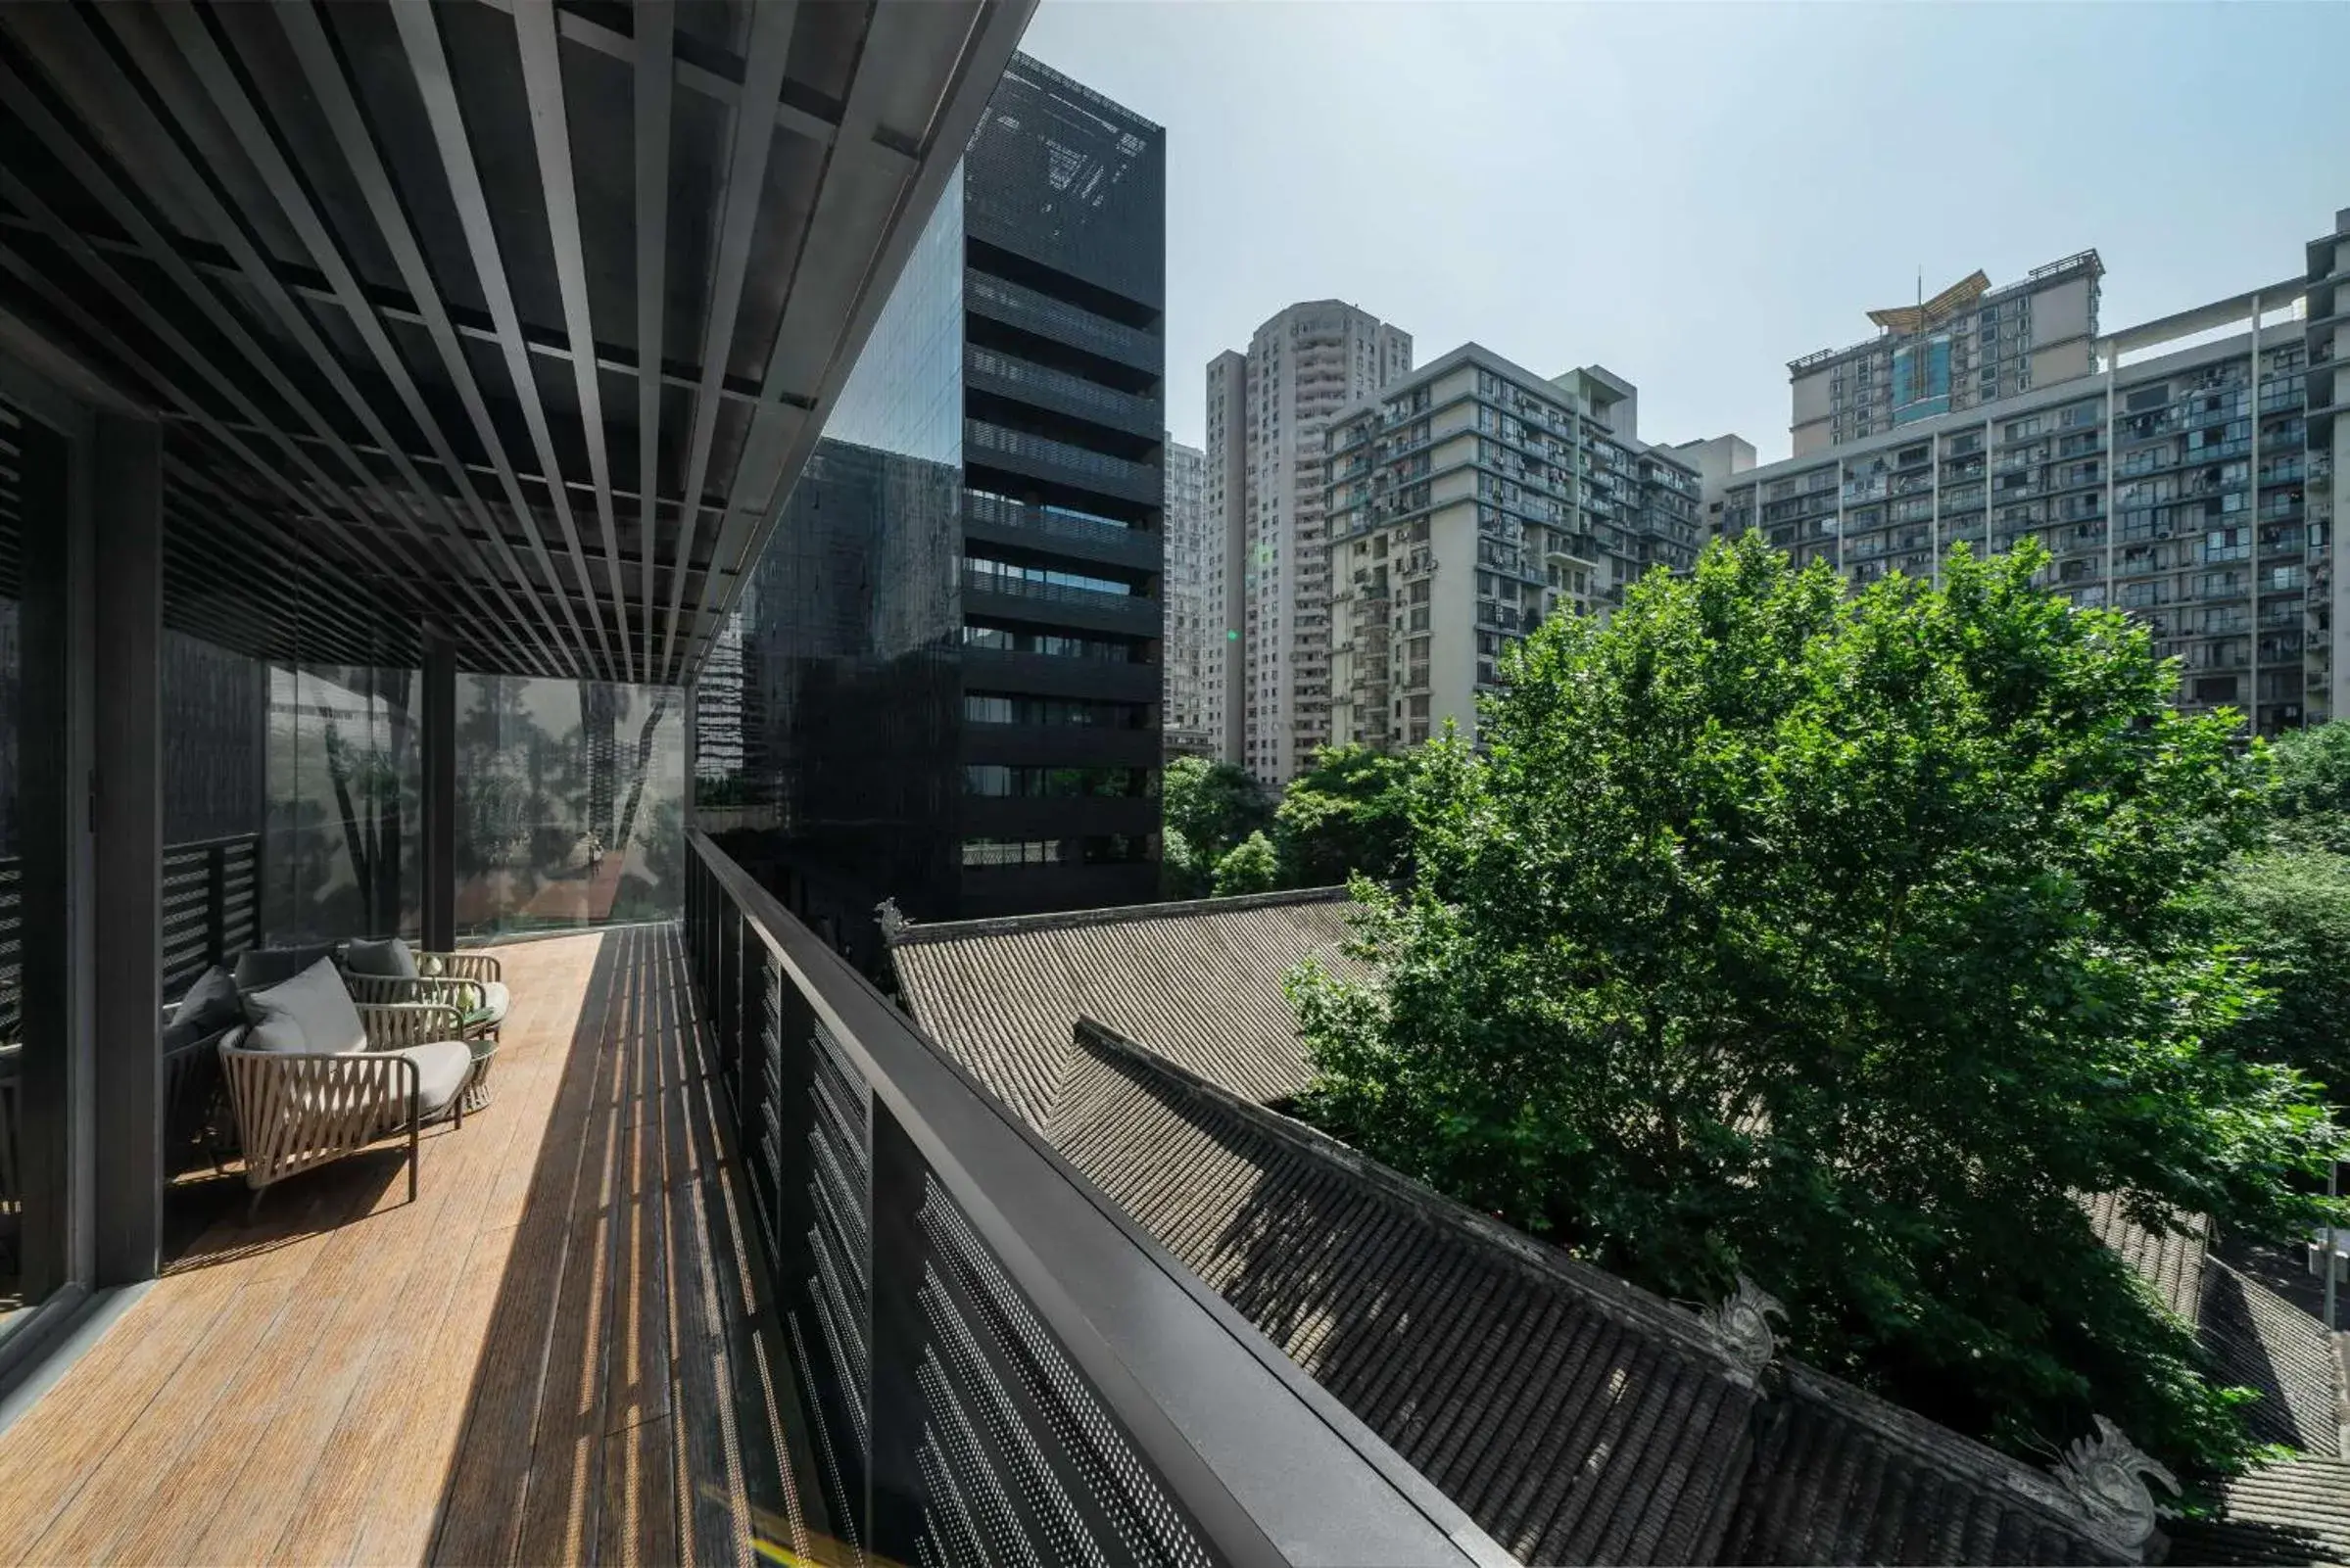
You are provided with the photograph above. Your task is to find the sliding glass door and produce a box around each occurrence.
[0,386,77,1348]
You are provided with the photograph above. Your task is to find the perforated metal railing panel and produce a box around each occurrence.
[915,1179,1214,1568]
[685,832,1505,1568]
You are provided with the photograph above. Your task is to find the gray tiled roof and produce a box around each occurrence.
[2197,1261,2342,1458]
[1049,1021,2131,1567]
[2086,1184,2347,1563]
[889,886,1364,1127]
[2082,1192,2210,1322]
[2086,1189,2341,1457]
[2165,1458,2350,1566]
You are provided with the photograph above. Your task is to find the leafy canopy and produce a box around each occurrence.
[1162,757,1271,896]
[2208,845,2350,1109]
[1212,830,1282,896]
[1273,743,1418,886]
[2263,721,2350,853]
[1289,532,2344,1479]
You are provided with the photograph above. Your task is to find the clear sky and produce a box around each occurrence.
[1016,1,2350,464]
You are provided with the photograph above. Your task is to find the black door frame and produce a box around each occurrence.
[0,324,162,1405]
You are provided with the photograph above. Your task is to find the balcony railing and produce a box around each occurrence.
[966,419,1161,502]
[681,833,1498,1565]
[3,832,261,1016]
[160,833,264,999]
[964,272,1161,371]
[963,493,1158,570]
[961,567,1157,621]
[966,346,1159,436]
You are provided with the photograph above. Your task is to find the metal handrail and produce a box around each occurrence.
[683,832,1502,1565]
[962,566,1154,612]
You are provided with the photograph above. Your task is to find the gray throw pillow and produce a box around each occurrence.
[241,957,367,1056]
[344,937,418,979]
[164,964,244,1054]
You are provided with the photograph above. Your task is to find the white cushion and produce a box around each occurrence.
[377,1039,474,1119]
[243,957,367,1056]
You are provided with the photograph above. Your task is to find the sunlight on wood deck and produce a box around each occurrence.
[0,925,805,1566]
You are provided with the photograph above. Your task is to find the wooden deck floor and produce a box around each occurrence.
[0,925,810,1566]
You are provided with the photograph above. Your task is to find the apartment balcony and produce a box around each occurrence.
[965,419,1163,507]
[964,347,1161,440]
[963,492,1161,574]
[961,568,1161,639]
[963,272,1162,374]
[0,927,791,1562]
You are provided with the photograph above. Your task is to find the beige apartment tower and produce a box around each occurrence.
[1206,303,1415,784]
[1789,253,2103,456]
[1161,436,1212,756]
[1322,347,1703,751]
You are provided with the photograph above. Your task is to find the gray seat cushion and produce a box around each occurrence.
[464,979,509,1029]
[233,942,341,991]
[378,1039,474,1120]
[241,958,367,1056]
[344,937,417,979]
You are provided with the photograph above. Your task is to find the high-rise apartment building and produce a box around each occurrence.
[1716,270,2330,734]
[1322,347,1703,750]
[1161,437,1213,756]
[1790,253,2104,456]
[1207,304,1414,784]
[707,55,1166,954]
[2307,208,2348,723]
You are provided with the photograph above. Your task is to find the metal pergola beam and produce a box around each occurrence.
[658,3,796,685]
[516,0,633,683]
[143,2,570,680]
[0,0,1031,689]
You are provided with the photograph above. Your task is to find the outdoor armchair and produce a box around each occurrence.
[219,1000,471,1207]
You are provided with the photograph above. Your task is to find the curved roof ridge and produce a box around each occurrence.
[887,885,1353,947]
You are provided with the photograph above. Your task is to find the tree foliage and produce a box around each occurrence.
[2263,721,2350,853]
[1274,743,1418,886]
[1288,533,2345,1480]
[1212,830,1282,896]
[2209,846,2350,1109]
[1162,757,1270,896]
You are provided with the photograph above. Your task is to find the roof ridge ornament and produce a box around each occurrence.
[1702,1274,1785,1376]
[875,898,910,943]
[2048,1415,2178,1557]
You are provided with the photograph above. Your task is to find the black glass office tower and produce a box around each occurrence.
[702,56,1166,961]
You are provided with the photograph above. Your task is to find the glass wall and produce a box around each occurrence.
[453,677,685,938]
[0,390,68,1343]
[261,663,419,944]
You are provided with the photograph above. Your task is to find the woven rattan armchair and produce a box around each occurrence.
[346,950,506,1111]
[219,1002,469,1207]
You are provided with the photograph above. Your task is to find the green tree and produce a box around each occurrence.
[1274,743,1417,886]
[2264,721,2350,852]
[1163,757,1270,896]
[1289,533,2343,1480]
[1212,830,1281,896]
[2210,845,2350,1109]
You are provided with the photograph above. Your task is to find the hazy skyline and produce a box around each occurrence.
[1018,2,2349,464]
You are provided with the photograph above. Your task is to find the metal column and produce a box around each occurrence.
[421,627,456,952]
[90,410,162,1287]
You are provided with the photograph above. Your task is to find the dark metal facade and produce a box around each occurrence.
[703,54,1167,947]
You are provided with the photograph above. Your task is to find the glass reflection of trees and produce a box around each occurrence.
[451,676,685,936]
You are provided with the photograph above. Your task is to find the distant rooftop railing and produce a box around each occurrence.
[683,832,1506,1565]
